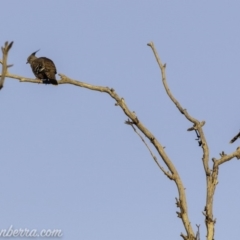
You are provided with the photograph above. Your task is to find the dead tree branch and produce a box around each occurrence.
[9,73,194,238]
[213,147,240,167]
[0,42,195,239]
[147,41,240,240]
[2,41,240,240]
[0,41,14,89]
[147,42,210,176]
[59,74,196,239]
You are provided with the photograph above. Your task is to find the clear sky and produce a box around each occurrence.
[0,1,240,239]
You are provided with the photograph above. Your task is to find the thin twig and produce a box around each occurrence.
[196,224,200,240]
[213,147,240,168]
[229,131,240,143]
[126,119,173,179]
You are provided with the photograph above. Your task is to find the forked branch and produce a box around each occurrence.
[147,42,210,176]
[147,42,214,239]
[2,41,240,240]
[147,42,240,240]
[0,41,14,89]
[0,41,195,239]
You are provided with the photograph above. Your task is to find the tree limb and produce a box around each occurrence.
[147,42,210,176]
[146,41,240,240]
[59,74,197,239]
[213,147,240,167]
[0,41,195,239]
[0,41,14,89]
[148,42,212,240]
[0,68,195,239]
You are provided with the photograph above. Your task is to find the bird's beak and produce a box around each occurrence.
[26,62,28,64]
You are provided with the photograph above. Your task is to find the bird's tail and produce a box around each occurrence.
[49,79,58,85]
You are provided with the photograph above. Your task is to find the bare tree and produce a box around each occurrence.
[1,41,240,240]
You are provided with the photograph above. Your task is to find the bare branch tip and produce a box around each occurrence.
[180,233,188,240]
[219,151,225,157]
[187,125,196,131]
[200,120,206,127]
[147,42,153,47]
[125,120,133,125]
[7,64,13,68]
[58,73,65,79]
[8,41,14,49]
[176,211,182,218]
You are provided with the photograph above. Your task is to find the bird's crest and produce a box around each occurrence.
[26,49,40,64]
[31,49,40,56]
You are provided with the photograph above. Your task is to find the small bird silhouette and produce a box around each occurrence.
[26,50,58,85]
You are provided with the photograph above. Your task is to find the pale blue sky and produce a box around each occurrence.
[1,1,240,239]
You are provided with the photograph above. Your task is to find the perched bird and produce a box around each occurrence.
[230,131,240,143]
[26,50,58,85]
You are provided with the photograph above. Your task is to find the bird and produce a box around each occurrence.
[26,50,58,85]
[230,131,240,143]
